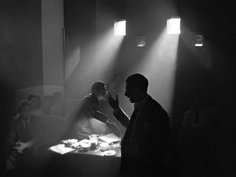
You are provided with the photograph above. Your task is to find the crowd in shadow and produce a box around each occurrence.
[4,92,68,176]
[3,89,123,176]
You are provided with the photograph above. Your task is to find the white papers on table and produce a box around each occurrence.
[99,133,121,144]
[49,144,75,155]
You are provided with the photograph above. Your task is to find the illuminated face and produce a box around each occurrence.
[97,86,108,101]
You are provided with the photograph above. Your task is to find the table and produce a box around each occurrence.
[41,135,121,177]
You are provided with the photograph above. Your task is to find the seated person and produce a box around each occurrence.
[6,100,38,173]
[68,82,115,139]
[49,92,67,118]
[27,94,44,118]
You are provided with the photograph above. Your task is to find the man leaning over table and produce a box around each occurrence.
[108,73,170,177]
[68,81,116,140]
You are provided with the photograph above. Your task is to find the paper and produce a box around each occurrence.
[49,144,75,155]
[99,133,121,144]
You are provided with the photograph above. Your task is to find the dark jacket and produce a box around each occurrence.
[114,95,170,176]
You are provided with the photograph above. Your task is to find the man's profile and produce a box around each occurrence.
[109,73,170,177]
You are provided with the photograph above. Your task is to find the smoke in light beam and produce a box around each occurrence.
[89,28,124,81]
[65,27,124,98]
[134,28,179,113]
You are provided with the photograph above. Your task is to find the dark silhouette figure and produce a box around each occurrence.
[109,73,170,177]
[49,92,67,118]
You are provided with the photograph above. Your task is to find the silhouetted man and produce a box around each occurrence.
[109,73,169,177]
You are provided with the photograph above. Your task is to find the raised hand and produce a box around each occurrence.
[108,94,119,110]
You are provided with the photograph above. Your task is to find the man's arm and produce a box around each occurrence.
[113,107,130,127]
[94,110,109,123]
[108,94,130,127]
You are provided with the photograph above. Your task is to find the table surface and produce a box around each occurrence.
[48,136,121,157]
[45,139,121,177]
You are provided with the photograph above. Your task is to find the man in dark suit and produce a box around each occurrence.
[109,73,170,177]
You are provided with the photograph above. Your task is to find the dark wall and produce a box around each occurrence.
[172,0,236,121]
[0,1,42,173]
[0,0,42,89]
[64,0,126,99]
[64,0,96,98]
[172,1,236,176]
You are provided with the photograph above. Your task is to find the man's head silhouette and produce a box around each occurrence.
[125,73,148,103]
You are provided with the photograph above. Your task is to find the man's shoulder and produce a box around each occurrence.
[144,96,169,117]
[145,95,162,109]
[82,94,97,104]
